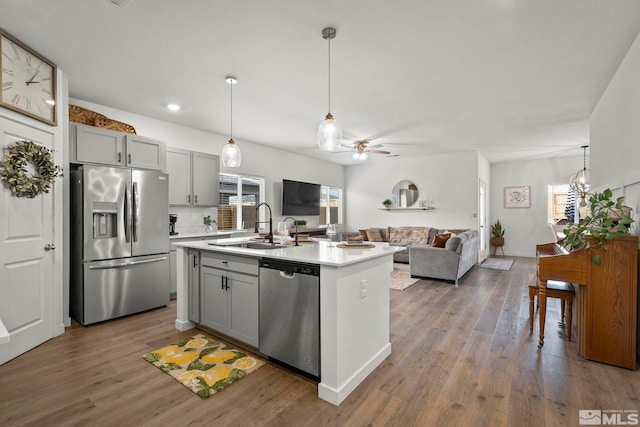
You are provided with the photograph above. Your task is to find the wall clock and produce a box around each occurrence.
[0,28,57,125]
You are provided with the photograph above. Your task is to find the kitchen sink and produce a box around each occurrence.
[237,242,284,250]
[207,239,286,250]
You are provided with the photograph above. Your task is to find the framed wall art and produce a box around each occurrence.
[504,186,530,208]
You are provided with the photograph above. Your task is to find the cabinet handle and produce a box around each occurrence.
[221,275,225,290]
[128,153,132,164]
[188,195,190,203]
[195,195,198,204]
[225,276,229,290]
[193,255,198,268]
[118,152,122,162]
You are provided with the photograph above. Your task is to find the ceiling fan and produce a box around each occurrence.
[337,140,391,160]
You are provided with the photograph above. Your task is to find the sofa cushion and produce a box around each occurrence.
[367,228,385,242]
[445,236,462,252]
[432,233,451,248]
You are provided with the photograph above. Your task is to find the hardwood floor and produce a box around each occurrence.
[1,257,639,426]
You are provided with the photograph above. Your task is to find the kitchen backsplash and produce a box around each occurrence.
[169,206,218,234]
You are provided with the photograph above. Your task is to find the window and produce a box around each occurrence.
[218,173,265,230]
[548,184,589,224]
[319,186,342,225]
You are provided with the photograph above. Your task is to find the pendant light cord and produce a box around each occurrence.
[327,34,331,114]
[230,82,233,139]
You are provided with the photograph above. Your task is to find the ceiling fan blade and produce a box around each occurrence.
[366,144,383,149]
[367,150,391,155]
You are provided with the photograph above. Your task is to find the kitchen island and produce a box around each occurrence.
[173,238,401,405]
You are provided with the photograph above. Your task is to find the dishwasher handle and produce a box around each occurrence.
[279,271,296,279]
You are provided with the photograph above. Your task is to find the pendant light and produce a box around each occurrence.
[221,75,241,167]
[569,145,590,207]
[318,27,342,151]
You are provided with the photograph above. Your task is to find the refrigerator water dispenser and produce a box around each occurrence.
[92,202,117,239]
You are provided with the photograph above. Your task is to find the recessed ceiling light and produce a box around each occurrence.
[167,103,181,111]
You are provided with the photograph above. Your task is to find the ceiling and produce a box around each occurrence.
[2,0,640,165]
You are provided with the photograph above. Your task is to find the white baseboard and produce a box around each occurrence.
[318,343,392,406]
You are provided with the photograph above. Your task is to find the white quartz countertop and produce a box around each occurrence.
[172,238,402,267]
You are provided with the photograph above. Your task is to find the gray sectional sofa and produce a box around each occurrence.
[341,227,480,287]
[408,229,480,287]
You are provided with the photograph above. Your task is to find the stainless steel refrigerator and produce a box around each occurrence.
[70,165,170,325]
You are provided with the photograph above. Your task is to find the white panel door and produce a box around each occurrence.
[0,116,59,365]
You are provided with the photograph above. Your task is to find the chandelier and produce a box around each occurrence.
[569,145,590,207]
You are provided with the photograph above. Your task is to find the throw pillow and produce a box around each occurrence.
[432,233,451,248]
[367,228,384,242]
[358,229,369,241]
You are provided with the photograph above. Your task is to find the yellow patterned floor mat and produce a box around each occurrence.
[143,333,264,398]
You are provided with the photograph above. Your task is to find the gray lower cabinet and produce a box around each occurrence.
[188,250,200,323]
[169,235,231,299]
[199,253,259,347]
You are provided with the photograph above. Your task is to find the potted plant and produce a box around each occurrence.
[203,215,216,233]
[294,219,307,227]
[382,199,393,208]
[491,219,505,252]
[562,188,634,264]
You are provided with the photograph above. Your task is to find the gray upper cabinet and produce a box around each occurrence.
[125,134,166,170]
[70,124,124,166]
[70,123,166,171]
[167,147,219,206]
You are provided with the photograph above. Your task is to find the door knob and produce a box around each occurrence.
[44,243,56,251]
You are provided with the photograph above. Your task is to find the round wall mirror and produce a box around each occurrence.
[392,180,419,207]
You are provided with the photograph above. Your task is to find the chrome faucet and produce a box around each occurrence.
[254,202,273,243]
[283,216,299,246]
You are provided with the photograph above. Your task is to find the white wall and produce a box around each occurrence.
[70,98,345,230]
[490,155,582,257]
[590,31,640,237]
[344,151,480,231]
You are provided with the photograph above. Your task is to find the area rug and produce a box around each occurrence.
[390,263,420,291]
[143,333,264,399]
[479,257,514,271]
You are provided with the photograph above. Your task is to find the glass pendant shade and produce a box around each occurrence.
[318,113,342,151]
[318,27,342,151]
[222,75,241,167]
[222,138,241,167]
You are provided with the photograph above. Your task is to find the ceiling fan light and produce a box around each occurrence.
[318,113,342,151]
[222,139,241,167]
[352,151,367,161]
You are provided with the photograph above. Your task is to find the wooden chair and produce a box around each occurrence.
[528,274,574,341]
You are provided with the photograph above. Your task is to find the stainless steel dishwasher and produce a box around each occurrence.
[259,258,320,377]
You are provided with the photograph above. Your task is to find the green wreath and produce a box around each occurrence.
[0,140,63,198]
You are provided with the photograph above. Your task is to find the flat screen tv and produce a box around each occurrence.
[282,179,321,216]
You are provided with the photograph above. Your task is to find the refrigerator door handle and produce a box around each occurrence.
[132,181,139,242]
[88,256,168,270]
[124,181,132,243]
